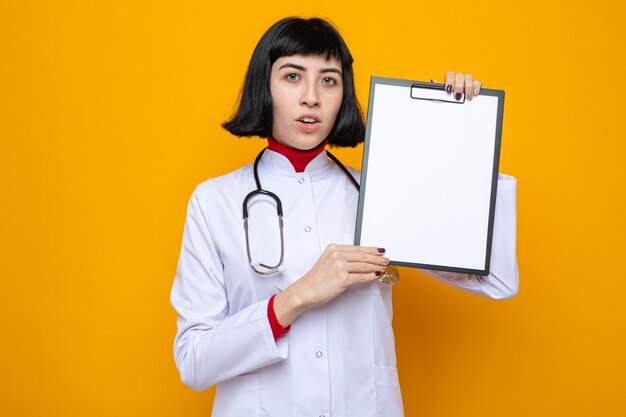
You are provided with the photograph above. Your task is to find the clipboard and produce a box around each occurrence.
[354,76,505,275]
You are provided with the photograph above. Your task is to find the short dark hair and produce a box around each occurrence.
[222,17,365,147]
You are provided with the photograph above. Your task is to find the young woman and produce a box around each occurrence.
[171,17,518,417]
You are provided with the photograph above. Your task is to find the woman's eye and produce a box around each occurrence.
[286,73,299,81]
[322,77,336,85]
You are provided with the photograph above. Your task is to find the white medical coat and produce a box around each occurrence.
[171,149,519,417]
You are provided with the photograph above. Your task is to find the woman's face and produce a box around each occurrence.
[270,54,343,150]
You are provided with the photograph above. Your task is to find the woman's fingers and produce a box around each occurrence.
[322,244,388,280]
[454,73,465,100]
[350,271,385,284]
[473,79,482,97]
[343,261,386,275]
[445,71,454,93]
[327,243,384,254]
[464,73,474,101]
[442,72,483,101]
[342,250,389,265]
[325,246,388,272]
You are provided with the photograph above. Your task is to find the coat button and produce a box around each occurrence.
[304,226,311,232]
[315,350,323,358]
[298,178,305,184]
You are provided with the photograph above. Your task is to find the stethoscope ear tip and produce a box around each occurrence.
[250,260,261,267]
[277,265,287,272]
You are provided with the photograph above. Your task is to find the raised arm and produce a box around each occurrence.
[421,174,519,299]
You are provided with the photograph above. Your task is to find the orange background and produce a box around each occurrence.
[1,1,625,416]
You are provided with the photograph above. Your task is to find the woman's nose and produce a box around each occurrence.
[300,82,320,107]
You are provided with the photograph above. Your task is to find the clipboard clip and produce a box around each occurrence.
[410,81,465,104]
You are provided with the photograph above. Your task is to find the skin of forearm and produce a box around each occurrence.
[273,281,311,328]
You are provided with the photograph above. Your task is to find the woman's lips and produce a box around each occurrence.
[296,119,321,133]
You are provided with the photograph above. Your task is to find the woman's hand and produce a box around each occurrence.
[442,71,482,101]
[273,245,389,327]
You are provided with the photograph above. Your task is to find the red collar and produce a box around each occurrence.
[267,137,327,173]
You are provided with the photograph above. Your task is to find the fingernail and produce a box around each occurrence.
[455,93,462,101]
[375,271,382,276]
[382,257,390,264]
[378,248,386,253]
[446,85,452,93]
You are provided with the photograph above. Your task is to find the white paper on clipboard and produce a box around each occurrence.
[354,77,505,275]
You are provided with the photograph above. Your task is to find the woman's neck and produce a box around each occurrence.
[267,137,327,173]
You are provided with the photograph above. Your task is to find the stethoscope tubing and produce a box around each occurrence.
[243,147,359,275]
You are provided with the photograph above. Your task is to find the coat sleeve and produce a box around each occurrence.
[170,185,288,392]
[420,173,519,299]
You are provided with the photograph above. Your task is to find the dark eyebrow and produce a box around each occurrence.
[279,63,306,71]
[320,68,342,76]
[279,63,342,76]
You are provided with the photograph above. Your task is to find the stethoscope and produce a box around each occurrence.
[243,147,359,275]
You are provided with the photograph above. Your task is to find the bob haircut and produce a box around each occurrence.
[222,17,366,147]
